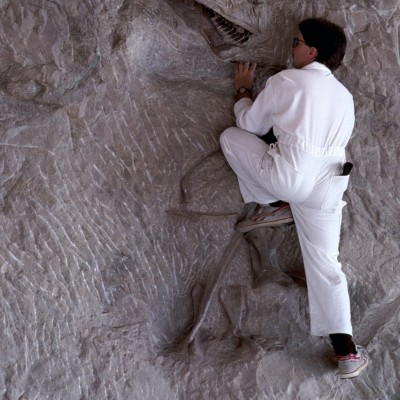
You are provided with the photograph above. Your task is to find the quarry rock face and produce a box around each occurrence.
[0,0,399,399]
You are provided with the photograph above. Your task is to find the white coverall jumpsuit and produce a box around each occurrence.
[220,62,354,336]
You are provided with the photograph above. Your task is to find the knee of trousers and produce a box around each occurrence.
[220,127,249,159]
[220,128,235,160]
[220,127,237,150]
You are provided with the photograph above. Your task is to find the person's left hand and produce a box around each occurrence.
[235,61,257,90]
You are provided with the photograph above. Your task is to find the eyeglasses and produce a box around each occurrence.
[292,37,307,48]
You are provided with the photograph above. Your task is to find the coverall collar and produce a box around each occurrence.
[301,61,332,73]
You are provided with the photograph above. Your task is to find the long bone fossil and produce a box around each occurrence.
[182,231,242,353]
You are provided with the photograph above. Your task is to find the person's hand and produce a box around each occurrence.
[235,61,257,90]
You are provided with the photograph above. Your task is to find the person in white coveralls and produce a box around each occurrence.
[220,18,369,379]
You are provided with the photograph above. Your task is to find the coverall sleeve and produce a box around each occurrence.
[234,78,275,136]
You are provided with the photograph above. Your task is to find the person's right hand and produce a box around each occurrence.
[235,61,257,90]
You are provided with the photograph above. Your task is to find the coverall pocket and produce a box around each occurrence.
[302,175,349,211]
[321,175,349,211]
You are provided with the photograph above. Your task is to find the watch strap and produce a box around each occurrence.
[237,87,252,95]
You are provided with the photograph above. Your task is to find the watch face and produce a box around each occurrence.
[239,87,247,93]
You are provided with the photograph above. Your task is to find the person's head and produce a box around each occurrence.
[292,18,347,71]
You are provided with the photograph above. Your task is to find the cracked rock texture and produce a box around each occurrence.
[1,0,400,399]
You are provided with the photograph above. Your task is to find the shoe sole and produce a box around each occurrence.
[340,358,369,379]
[236,217,294,233]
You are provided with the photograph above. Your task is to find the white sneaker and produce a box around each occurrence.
[337,345,369,379]
[236,202,294,233]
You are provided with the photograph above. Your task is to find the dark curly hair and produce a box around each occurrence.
[299,18,347,71]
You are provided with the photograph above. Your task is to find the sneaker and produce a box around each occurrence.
[236,202,294,233]
[337,345,369,379]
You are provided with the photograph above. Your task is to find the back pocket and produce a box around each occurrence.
[301,175,349,211]
[321,175,349,211]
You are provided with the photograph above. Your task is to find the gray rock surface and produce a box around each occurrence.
[0,0,399,399]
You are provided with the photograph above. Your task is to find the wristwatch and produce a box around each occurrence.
[237,87,251,94]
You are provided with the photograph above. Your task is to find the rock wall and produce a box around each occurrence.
[0,0,399,399]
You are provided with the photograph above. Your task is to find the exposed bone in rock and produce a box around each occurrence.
[245,225,305,288]
[201,4,252,45]
[1,0,399,398]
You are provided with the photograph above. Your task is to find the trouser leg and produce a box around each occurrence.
[220,127,279,204]
[290,203,353,337]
